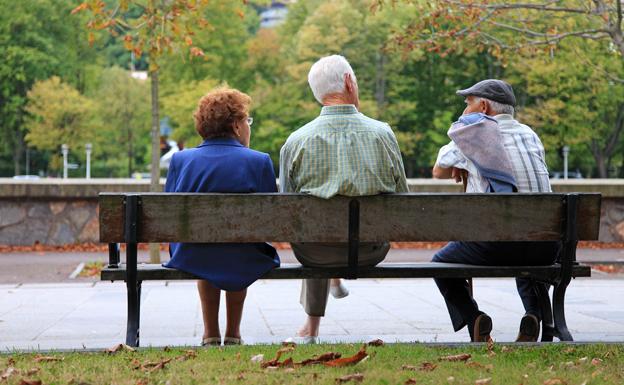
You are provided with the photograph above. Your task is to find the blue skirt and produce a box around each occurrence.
[163,242,280,291]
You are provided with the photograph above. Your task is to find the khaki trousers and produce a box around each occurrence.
[292,242,390,317]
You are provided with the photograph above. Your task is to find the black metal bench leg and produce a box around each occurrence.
[125,242,140,347]
[552,278,573,341]
[536,283,555,342]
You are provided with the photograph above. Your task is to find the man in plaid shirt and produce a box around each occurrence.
[280,55,408,342]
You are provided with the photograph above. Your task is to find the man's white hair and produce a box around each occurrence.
[474,97,515,116]
[308,55,357,104]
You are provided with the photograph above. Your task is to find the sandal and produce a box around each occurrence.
[201,336,221,346]
[223,336,243,345]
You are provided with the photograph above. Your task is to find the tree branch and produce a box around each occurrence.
[445,0,593,15]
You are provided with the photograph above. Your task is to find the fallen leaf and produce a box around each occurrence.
[439,353,471,362]
[7,358,16,366]
[33,355,63,363]
[578,357,588,364]
[236,372,245,380]
[1,367,16,380]
[163,346,171,352]
[325,345,368,367]
[176,350,197,361]
[475,378,491,384]
[19,380,42,385]
[591,358,602,366]
[136,379,148,385]
[250,354,264,363]
[447,376,455,382]
[261,347,295,368]
[106,344,135,354]
[281,341,297,347]
[563,347,575,354]
[501,345,512,353]
[142,358,172,372]
[563,361,575,368]
[299,352,341,366]
[543,379,566,385]
[24,369,40,376]
[367,339,384,347]
[466,362,493,371]
[335,373,364,383]
[405,379,417,385]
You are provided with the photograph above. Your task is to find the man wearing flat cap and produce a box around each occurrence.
[431,79,556,343]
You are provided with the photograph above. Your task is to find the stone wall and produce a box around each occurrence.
[1,178,623,245]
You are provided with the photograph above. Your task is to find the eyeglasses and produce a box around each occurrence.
[246,117,253,126]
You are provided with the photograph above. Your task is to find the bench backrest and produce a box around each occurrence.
[99,193,601,243]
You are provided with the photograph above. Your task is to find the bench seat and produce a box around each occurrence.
[102,262,591,281]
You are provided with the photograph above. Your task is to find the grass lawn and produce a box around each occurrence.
[1,343,622,384]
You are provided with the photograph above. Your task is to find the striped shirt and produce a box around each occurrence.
[436,114,551,193]
[279,104,408,198]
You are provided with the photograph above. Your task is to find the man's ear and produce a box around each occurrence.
[344,73,353,93]
[480,99,489,114]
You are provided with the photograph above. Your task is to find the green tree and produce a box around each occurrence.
[24,77,96,173]
[0,0,96,176]
[95,67,151,177]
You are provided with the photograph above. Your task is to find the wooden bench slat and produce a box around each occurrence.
[101,263,591,281]
[99,193,601,243]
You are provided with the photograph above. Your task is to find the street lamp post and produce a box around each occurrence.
[61,144,69,179]
[562,145,570,180]
[85,143,92,179]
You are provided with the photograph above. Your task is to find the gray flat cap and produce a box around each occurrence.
[456,79,516,107]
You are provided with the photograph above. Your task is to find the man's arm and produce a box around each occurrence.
[278,143,292,193]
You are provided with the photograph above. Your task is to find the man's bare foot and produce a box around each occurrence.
[330,279,349,299]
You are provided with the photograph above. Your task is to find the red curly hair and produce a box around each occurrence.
[193,86,251,140]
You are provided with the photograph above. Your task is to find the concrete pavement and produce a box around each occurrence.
[1,248,623,350]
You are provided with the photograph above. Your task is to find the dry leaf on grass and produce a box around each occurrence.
[175,350,197,361]
[335,373,364,383]
[141,358,172,372]
[282,341,297,347]
[1,367,16,380]
[19,380,42,385]
[106,343,136,354]
[402,362,437,372]
[447,376,455,382]
[33,356,63,363]
[250,354,264,363]
[325,345,368,367]
[404,379,417,385]
[439,353,471,362]
[475,378,491,384]
[578,357,588,364]
[591,358,602,366]
[466,362,493,371]
[367,339,384,347]
[501,345,512,353]
[543,379,567,385]
[299,352,342,366]
[261,347,295,368]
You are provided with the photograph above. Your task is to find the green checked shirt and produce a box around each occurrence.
[279,104,408,198]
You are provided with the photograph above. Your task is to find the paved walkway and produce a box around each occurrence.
[1,276,623,350]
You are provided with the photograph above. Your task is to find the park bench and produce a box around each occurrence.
[100,192,601,347]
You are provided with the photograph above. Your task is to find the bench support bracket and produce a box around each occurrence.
[551,194,578,342]
[124,195,141,347]
[347,199,360,280]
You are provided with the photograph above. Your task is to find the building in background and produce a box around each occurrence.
[259,1,295,28]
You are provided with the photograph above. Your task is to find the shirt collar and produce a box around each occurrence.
[198,137,244,148]
[320,104,359,116]
[494,114,514,121]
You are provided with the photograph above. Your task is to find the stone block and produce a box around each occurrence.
[0,219,51,245]
[27,203,51,218]
[0,205,25,227]
[68,204,93,230]
[47,220,75,245]
[49,202,66,215]
[78,216,99,242]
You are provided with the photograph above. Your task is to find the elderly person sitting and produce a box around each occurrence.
[432,79,557,343]
[280,55,408,342]
[164,86,279,346]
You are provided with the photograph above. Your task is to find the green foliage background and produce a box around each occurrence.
[1,0,623,178]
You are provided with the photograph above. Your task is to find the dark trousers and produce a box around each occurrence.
[432,241,560,332]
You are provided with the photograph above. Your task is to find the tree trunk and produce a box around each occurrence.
[374,51,386,112]
[13,131,23,176]
[127,126,133,178]
[595,151,608,178]
[149,69,161,263]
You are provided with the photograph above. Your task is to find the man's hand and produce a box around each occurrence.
[451,167,466,183]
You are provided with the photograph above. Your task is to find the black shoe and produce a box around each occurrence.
[516,313,540,342]
[472,313,492,343]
